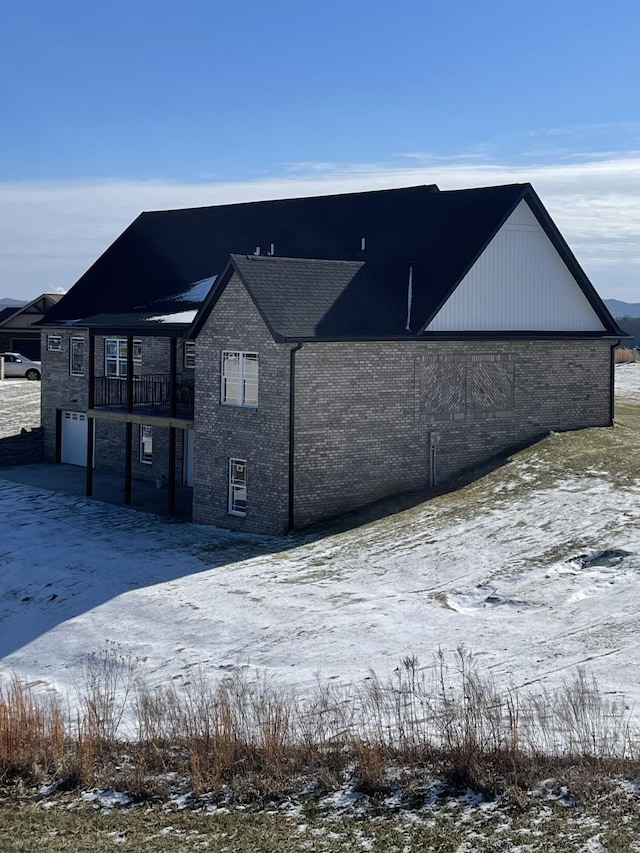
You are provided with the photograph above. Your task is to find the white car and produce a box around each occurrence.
[0,352,41,380]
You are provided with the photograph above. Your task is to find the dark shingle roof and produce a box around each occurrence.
[41,183,621,337]
[229,255,413,338]
[0,307,19,325]
[43,184,522,326]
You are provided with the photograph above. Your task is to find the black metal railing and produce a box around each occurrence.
[93,374,194,419]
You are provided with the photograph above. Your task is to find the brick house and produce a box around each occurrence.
[40,184,622,534]
[0,293,62,360]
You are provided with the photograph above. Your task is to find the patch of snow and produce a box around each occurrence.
[0,379,40,438]
[617,776,640,794]
[168,793,195,810]
[579,837,606,853]
[0,372,638,733]
[81,789,133,809]
[145,310,198,324]
[615,361,640,398]
[174,276,216,303]
[324,789,368,808]
[531,779,575,807]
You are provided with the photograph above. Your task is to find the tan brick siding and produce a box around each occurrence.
[40,319,614,535]
[41,329,89,462]
[192,275,291,534]
[41,330,187,483]
[292,339,613,528]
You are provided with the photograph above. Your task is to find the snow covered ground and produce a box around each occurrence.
[0,366,638,719]
[0,377,41,437]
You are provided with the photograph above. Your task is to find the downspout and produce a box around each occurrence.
[288,342,303,533]
[609,341,619,426]
[168,338,177,515]
[124,335,134,505]
[86,333,96,497]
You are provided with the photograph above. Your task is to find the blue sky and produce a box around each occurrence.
[1,0,638,300]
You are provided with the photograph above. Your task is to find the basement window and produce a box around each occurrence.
[228,458,247,516]
[221,351,258,407]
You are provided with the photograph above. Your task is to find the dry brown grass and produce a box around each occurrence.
[0,674,66,783]
[615,347,635,363]
[1,646,637,807]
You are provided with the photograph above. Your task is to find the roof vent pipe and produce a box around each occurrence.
[254,247,261,256]
[361,237,366,252]
[405,264,413,333]
[270,243,275,256]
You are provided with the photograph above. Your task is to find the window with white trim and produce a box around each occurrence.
[184,340,195,369]
[105,338,142,377]
[140,425,153,464]
[228,458,247,516]
[221,351,258,407]
[47,335,62,352]
[69,337,85,376]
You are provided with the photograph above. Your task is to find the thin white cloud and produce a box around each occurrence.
[534,121,639,138]
[1,154,638,302]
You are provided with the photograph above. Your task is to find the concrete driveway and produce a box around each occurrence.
[0,462,193,520]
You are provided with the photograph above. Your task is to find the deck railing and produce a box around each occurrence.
[93,374,194,419]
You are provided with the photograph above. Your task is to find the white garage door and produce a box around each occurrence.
[61,411,91,467]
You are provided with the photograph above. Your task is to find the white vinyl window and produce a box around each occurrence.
[228,458,247,516]
[47,335,62,352]
[105,338,142,377]
[140,425,153,464]
[184,340,196,369]
[69,337,85,376]
[221,351,258,407]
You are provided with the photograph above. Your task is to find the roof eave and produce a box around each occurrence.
[278,329,621,343]
[40,320,192,337]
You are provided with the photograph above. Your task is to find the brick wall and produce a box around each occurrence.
[41,330,187,483]
[41,329,90,462]
[40,320,614,535]
[292,339,613,528]
[94,420,185,484]
[192,275,291,534]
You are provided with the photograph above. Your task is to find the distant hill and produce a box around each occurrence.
[616,316,640,348]
[0,298,26,308]
[605,299,640,319]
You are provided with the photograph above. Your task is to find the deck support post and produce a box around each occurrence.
[86,417,94,496]
[88,334,96,409]
[170,338,178,418]
[168,426,177,515]
[124,421,133,504]
[126,336,134,413]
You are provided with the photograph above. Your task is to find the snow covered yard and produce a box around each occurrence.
[0,377,41,437]
[0,365,638,718]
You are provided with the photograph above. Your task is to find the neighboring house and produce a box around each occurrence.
[0,294,63,359]
[39,184,623,534]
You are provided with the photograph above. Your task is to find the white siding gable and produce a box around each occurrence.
[424,200,606,332]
